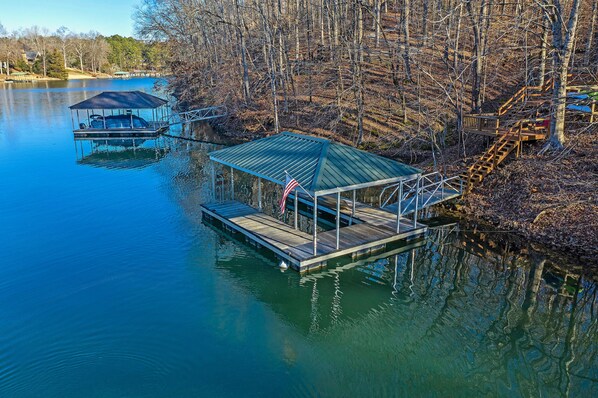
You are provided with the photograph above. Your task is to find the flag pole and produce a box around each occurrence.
[284,170,314,199]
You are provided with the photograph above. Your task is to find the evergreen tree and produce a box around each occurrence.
[46,49,68,79]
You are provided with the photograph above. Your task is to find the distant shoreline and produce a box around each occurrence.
[1,71,166,82]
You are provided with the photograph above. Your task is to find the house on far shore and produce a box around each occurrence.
[23,50,41,63]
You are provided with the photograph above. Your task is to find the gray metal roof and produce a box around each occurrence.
[69,91,167,110]
[209,132,421,194]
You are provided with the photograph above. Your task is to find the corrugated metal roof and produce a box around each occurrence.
[209,132,421,194]
[69,91,167,110]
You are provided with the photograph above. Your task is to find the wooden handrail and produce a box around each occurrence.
[498,86,527,115]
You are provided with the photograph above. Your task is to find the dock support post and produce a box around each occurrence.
[102,109,106,129]
[294,189,298,229]
[210,162,216,201]
[230,167,234,200]
[396,180,403,233]
[413,175,420,228]
[336,192,341,249]
[258,177,262,210]
[313,195,318,255]
[352,190,356,217]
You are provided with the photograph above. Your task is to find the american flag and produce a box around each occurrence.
[279,175,300,214]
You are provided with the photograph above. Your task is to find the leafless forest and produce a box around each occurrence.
[136,0,596,153]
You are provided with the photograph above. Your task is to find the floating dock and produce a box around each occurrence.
[201,200,426,272]
[200,132,461,273]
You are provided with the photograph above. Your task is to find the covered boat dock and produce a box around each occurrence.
[69,91,170,138]
[201,132,460,272]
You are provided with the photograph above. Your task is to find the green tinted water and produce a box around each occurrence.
[0,79,596,397]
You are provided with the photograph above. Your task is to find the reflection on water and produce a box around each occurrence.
[0,78,596,397]
[209,224,597,396]
[74,137,170,170]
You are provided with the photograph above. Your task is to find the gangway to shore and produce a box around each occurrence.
[379,171,462,219]
[165,106,227,126]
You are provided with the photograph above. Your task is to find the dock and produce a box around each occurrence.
[201,200,426,272]
[69,91,171,138]
[201,132,461,273]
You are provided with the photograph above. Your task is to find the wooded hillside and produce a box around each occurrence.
[136,0,596,154]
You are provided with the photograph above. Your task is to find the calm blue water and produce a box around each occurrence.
[0,78,596,397]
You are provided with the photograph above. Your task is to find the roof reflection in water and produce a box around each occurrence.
[74,136,170,170]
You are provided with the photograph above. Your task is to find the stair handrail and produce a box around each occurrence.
[498,86,527,116]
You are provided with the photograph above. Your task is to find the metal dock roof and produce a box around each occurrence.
[209,132,421,195]
[69,91,167,110]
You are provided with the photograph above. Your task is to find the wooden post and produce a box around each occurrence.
[396,180,403,233]
[313,195,318,255]
[517,125,522,157]
[294,188,298,230]
[493,141,498,168]
[258,177,262,210]
[230,167,234,201]
[70,111,74,130]
[336,191,341,249]
[102,109,106,129]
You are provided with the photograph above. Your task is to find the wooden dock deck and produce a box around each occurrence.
[201,201,426,272]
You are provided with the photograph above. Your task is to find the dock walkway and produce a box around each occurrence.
[201,201,426,272]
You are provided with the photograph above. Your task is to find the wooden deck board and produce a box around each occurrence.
[201,200,426,271]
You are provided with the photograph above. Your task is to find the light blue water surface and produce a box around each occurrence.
[0,78,596,397]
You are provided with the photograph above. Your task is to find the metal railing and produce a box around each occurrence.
[379,172,463,216]
[164,105,227,126]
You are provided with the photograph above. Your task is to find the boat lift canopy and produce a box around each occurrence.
[69,91,167,110]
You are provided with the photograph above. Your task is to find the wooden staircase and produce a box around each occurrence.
[460,130,520,190]
[460,80,553,192]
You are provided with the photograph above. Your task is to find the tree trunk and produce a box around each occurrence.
[466,0,492,113]
[585,0,597,65]
[62,44,67,69]
[235,0,251,104]
[539,15,549,86]
[547,0,582,149]
[401,0,413,81]
[422,0,429,46]
[42,51,47,77]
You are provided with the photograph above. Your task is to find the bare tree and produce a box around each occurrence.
[25,26,51,77]
[540,0,582,149]
[71,34,86,71]
[56,26,70,69]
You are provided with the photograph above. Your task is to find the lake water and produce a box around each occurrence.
[0,78,596,397]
